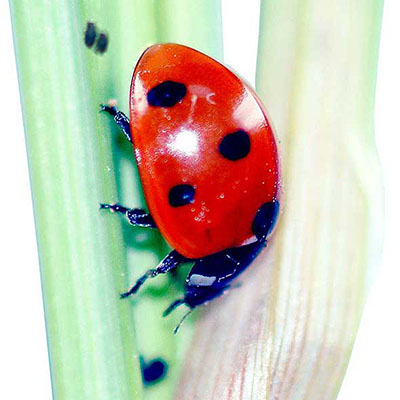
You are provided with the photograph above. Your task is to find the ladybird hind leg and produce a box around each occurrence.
[120,250,190,298]
[100,203,157,228]
[163,240,266,317]
[100,104,132,142]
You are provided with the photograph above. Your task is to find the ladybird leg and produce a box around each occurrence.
[100,104,132,143]
[164,240,266,313]
[120,250,190,298]
[100,203,157,228]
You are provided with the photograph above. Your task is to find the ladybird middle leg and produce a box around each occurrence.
[100,104,132,142]
[100,203,156,228]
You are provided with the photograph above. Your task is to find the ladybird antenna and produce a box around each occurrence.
[173,309,192,335]
[163,298,184,317]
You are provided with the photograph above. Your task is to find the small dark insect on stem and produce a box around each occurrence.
[84,22,109,55]
[95,32,109,54]
[84,22,96,48]
[140,356,168,385]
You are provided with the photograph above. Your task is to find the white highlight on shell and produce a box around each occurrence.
[168,129,199,156]
[187,94,198,124]
[188,274,216,286]
[206,93,216,104]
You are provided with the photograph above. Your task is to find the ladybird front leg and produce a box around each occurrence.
[120,250,190,298]
[100,203,156,228]
[100,104,132,143]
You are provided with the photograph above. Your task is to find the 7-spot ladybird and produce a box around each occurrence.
[101,43,281,325]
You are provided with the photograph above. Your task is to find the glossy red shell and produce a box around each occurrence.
[130,44,280,259]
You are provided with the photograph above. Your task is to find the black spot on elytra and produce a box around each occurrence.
[147,81,187,107]
[95,32,108,54]
[219,130,251,161]
[84,22,96,48]
[252,201,280,240]
[140,356,168,385]
[169,184,195,207]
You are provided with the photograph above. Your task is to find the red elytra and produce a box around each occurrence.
[129,43,280,259]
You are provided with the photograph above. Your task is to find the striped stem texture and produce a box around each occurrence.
[10,1,222,399]
[174,1,384,399]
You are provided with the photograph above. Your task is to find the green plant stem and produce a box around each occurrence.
[9,1,142,399]
[109,2,224,399]
[10,0,223,399]
[155,0,224,61]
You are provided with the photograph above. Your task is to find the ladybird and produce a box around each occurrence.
[100,43,281,323]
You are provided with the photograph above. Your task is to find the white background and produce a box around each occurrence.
[1,1,399,398]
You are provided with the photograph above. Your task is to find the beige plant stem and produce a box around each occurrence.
[174,1,384,399]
